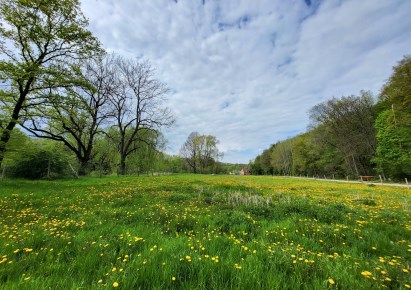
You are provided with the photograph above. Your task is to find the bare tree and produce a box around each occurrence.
[109,56,175,175]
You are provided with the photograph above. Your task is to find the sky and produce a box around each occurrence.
[81,0,411,164]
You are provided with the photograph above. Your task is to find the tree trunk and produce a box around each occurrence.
[0,77,34,167]
[119,155,126,175]
[78,159,90,176]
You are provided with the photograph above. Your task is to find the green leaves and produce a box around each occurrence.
[0,0,103,166]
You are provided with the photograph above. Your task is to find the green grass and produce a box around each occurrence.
[0,174,410,289]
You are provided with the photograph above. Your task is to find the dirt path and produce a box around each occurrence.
[287,176,410,188]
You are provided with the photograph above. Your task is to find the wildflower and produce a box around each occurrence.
[112,267,117,272]
[328,278,335,285]
[361,271,372,277]
[172,277,176,281]
[113,282,119,287]
[98,280,103,284]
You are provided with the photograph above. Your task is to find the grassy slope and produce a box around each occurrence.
[0,175,410,289]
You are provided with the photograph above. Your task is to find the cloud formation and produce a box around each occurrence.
[81,0,411,163]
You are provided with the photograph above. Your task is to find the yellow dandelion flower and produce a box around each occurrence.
[361,271,372,277]
[172,277,176,281]
[113,282,119,287]
[328,278,335,285]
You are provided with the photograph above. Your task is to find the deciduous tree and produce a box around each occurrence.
[0,0,102,166]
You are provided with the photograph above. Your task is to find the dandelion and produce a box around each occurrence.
[328,278,335,285]
[361,271,372,277]
[98,280,103,284]
[172,277,176,281]
[113,282,119,287]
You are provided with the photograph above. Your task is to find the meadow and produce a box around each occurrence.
[0,174,410,289]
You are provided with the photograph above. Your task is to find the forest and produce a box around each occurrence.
[250,56,411,181]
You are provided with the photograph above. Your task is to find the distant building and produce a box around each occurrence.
[240,168,251,175]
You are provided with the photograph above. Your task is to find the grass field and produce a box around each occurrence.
[0,174,410,289]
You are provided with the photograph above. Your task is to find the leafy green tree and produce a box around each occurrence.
[0,0,102,167]
[374,56,411,178]
[309,91,376,176]
[180,132,221,174]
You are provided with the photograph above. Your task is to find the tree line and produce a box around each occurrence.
[250,56,411,181]
[0,0,176,177]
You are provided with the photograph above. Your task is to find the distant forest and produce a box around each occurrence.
[250,56,411,181]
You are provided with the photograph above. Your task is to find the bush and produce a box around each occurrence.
[8,146,68,179]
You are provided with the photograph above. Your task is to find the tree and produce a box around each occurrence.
[271,140,293,176]
[180,132,221,174]
[374,56,411,178]
[180,132,200,174]
[109,56,174,175]
[21,57,115,175]
[0,0,102,167]
[309,91,376,176]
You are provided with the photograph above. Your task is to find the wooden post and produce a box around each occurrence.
[379,175,383,184]
[332,174,335,180]
[406,178,409,189]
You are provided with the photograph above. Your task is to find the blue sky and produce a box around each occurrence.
[81,0,411,164]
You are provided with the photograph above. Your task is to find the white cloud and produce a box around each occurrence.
[81,0,411,163]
